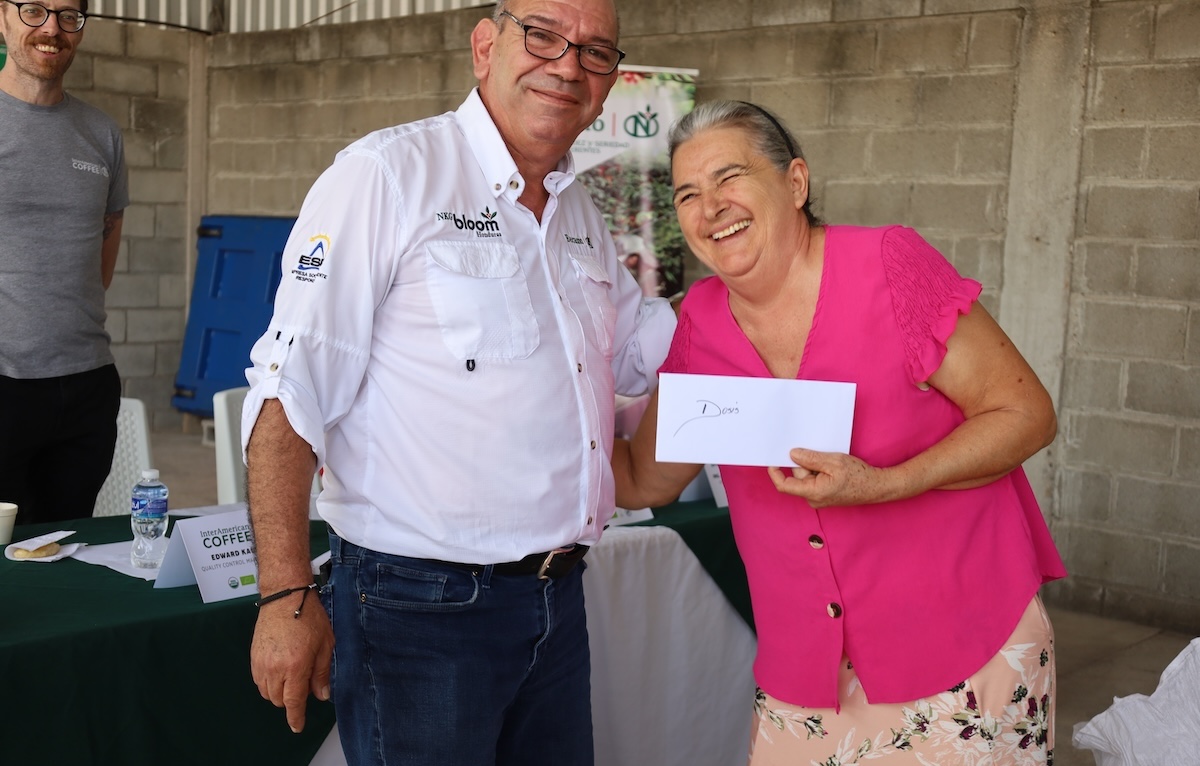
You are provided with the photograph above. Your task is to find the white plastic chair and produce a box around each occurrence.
[93,398,153,517]
[213,386,251,505]
[213,386,320,505]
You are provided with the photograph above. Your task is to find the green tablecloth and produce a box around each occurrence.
[0,502,749,763]
[638,498,754,631]
[0,515,334,765]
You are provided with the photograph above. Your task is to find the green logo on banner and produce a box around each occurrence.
[240,574,256,586]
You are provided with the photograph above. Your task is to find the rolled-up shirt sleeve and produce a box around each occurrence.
[241,151,402,466]
[606,248,677,397]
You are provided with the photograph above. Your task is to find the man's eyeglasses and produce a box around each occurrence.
[499,10,625,76]
[2,1,86,32]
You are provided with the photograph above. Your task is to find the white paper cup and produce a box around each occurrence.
[0,502,17,547]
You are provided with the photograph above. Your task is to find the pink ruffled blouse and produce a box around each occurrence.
[660,225,1066,707]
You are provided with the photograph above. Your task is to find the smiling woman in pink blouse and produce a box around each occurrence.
[613,101,1067,765]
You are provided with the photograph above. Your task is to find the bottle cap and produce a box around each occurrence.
[141,469,160,481]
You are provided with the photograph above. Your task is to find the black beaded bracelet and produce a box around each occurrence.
[255,583,318,618]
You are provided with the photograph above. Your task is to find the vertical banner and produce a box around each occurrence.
[573,66,698,300]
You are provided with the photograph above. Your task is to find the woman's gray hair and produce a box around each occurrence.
[668,100,821,225]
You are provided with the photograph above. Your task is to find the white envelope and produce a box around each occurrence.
[655,373,855,467]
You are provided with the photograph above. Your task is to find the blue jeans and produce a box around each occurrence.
[323,533,594,766]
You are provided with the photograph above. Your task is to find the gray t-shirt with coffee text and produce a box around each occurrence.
[0,89,128,378]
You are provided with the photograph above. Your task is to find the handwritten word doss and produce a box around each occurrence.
[674,399,740,437]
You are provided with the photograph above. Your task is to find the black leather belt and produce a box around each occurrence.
[469,544,590,580]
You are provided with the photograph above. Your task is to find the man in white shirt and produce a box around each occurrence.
[244,0,675,763]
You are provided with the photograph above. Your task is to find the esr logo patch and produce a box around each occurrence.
[292,234,331,283]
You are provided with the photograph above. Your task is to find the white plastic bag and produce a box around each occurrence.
[1072,637,1200,765]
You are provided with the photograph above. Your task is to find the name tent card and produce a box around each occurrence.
[154,507,259,603]
[656,373,856,467]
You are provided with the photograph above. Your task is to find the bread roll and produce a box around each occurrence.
[13,541,61,559]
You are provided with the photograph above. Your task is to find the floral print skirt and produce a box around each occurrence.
[749,596,1055,766]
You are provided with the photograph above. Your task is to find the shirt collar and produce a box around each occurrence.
[455,88,577,200]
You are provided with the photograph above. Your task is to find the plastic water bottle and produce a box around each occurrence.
[130,469,169,568]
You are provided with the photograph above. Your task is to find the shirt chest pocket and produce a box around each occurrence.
[425,240,539,361]
[568,250,616,359]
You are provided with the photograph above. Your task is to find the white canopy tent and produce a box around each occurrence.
[87,0,490,34]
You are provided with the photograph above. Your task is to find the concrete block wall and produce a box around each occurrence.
[50,0,1199,629]
[206,9,491,215]
[616,4,1025,312]
[204,4,1024,298]
[66,21,196,430]
[1049,0,1200,633]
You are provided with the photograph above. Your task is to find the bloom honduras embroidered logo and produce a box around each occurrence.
[291,234,331,283]
[563,233,594,248]
[436,207,503,238]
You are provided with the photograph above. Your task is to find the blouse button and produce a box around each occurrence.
[827,602,842,619]
[587,516,594,525]
[577,363,583,373]
[269,363,279,372]
[808,535,824,549]
[508,179,520,190]
[493,183,501,191]
[590,440,597,450]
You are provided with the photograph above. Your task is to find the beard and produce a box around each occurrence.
[8,34,77,83]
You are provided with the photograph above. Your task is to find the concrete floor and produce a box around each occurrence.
[148,427,1194,765]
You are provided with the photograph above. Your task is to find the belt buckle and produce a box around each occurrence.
[537,546,574,580]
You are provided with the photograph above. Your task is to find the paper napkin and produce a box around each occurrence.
[4,530,82,562]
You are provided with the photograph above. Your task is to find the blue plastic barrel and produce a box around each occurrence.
[172,216,295,417]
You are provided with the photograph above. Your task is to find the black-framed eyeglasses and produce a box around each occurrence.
[2,1,87,32]
[499,10,625,76]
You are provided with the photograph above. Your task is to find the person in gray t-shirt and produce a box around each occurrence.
[0,0,130,525]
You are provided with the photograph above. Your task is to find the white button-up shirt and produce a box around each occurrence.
[243,90,675,564]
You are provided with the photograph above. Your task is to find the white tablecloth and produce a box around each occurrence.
[587,525,758,766]
[310,524,758,766]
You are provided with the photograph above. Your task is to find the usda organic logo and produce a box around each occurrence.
[227,574,257,590]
